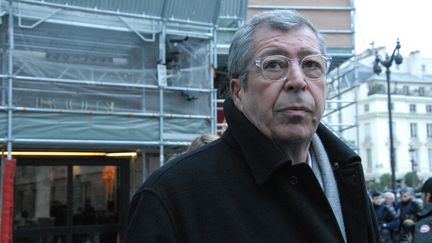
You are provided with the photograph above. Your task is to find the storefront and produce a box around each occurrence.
[12,156,129,242]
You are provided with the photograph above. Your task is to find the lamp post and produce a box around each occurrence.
[373,39,403,193]
[408,146,418,188]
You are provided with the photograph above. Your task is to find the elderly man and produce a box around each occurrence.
[124,10,379,243]
[371,191,399,242]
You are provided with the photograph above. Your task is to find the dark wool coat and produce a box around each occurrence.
[124,98,380,243]
[414,203,432,243]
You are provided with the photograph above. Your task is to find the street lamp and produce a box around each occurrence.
[408,146,418,188]
[373,39,403,193]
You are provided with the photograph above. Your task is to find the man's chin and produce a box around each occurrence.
[272,127,313,143]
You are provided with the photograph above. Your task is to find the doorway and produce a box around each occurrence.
[12,157,129,243]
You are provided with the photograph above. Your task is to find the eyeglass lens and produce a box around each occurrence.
[261,55,328,81]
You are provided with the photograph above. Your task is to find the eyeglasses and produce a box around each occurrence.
[255,54,332,81]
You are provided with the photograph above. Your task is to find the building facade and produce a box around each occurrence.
[325,48,432,184]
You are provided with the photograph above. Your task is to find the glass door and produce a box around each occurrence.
[13,157,129,243]
[72,165,119,242]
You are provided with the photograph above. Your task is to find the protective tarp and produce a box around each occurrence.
[4,112,209,142]
[1,15,215,147]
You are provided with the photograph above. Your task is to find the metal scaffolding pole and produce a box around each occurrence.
[6,0,14,160]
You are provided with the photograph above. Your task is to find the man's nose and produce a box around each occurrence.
[283,62,307,91]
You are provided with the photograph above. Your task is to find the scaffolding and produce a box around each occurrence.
[324,56,360,152]
[0,0,249,164]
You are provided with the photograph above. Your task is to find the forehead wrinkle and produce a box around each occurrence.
[252,29,321,60]
[258,48,321,59]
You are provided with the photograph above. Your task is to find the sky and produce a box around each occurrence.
[354,0,431,58]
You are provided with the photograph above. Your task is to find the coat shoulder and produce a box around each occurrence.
[136,139,247,196]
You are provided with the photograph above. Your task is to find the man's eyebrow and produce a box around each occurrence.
[258,49,287,57]
[258,49,321,58]
[299,50,321,57]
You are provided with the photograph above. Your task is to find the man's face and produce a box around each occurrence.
[230,26,326,148]
[401,192,411,202]
[384,195,394,204]
[422,192,431,206]
[372,196,382,206]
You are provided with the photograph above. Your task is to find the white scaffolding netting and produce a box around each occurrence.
[1,17,215,145]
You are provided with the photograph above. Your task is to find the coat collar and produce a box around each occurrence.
[221,98,360,185]
[222,98,289,184]
[316,122,361,168]
[418,203,432,218]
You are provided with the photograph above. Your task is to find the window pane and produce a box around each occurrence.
[410,123,418,138]
[429,149,432,171]
[364,123,371,139]
[364,104,369,112]
[14,166,68,228]
[73,165,119,226]
[427,123,432,137]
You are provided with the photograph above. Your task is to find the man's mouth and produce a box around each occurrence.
[277,106,311,113]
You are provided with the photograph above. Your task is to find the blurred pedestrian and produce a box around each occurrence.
[397,188,422,241]
[384,191,398,212]
[413,177,432,242]
[186,133,219,152]
[383,191,400,242]
[371,191,399,242]
[167,133,220,161]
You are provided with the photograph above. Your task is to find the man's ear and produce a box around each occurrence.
[229,78,243,111]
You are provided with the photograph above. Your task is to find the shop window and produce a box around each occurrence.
[13,159,127,243]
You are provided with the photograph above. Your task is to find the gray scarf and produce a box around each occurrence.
[310,134,347,242]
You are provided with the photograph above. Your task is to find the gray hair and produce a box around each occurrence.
[186,133,219,152]
[227,10,327,92]
[384,191,395,200]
